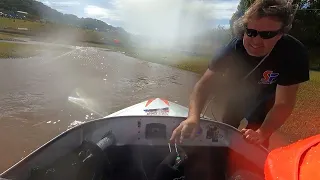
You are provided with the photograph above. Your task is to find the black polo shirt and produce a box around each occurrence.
[208,34,310,122]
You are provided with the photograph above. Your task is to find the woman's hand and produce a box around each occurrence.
[241,128,268,145]
[170,116,200,143]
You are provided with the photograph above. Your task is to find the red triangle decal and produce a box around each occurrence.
[145,98,169,107]
[145,98,156,107]
[160,98,169,106]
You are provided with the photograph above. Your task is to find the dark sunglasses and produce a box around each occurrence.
[245,28,282,39]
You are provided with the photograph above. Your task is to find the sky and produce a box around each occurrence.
[37,0,239,42]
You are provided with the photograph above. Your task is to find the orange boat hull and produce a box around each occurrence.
[265,134,320,180]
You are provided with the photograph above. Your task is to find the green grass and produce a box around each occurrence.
[0,17,121,46]
[175,57,209,74]
[0,17,44,30]
[0,32,26,38]
[114,47,213,72]
[279,71,320,142]
[0,42,70,58]
[0,33,17,41]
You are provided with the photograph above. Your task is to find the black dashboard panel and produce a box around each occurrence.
[145,123,167,140]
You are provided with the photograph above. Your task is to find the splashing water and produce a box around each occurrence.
[67,120,86,129]
[68,96,104,117]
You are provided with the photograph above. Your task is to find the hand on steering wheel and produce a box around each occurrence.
[170,116,200,143]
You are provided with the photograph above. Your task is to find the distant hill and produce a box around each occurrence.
[0,0,127,34]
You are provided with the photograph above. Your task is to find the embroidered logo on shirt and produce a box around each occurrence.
[259,70,279,84]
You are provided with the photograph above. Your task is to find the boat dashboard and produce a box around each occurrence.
[88,116,228,147]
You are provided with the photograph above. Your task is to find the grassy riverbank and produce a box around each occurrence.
[279,71,320,142]
[0,42,71,58]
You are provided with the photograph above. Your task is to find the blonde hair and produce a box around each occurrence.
[233,0,298,37]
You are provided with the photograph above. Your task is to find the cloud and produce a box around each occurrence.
[213,1,239,19]
[37,0,81,7]
[52,1,81,6]
[84,5,121,21]
[107,0,238,39]
[41,0,51,6]
[110,0,238,21]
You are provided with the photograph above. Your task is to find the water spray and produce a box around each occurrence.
[67,88,105,118]
[67,96,104,118]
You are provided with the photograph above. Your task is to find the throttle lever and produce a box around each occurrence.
[168,143,188,169]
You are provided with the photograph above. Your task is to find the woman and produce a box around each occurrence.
[170,0,309,149]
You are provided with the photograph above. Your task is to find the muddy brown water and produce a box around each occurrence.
[0,46,219,172]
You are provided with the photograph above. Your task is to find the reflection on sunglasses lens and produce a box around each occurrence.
[246,28,278,39]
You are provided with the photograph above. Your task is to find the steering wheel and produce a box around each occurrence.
[152,144,188,180]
